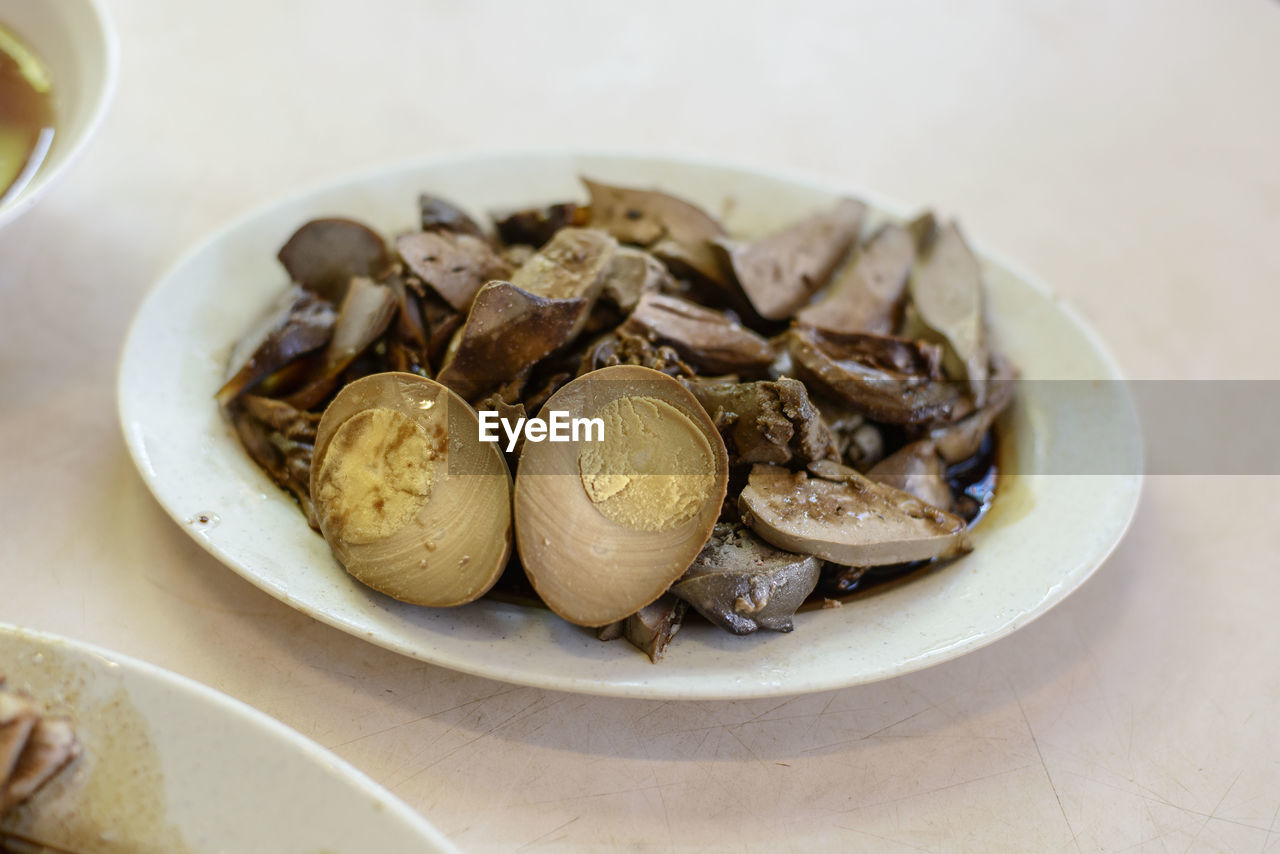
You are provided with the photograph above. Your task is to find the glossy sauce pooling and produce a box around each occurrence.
[0,24,55,203]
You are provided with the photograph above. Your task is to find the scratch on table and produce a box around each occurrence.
[823,764,1035,815]
[526,780,681,806]
[862,705,934,739]
[746,696,799,723]
[1262,799,1280,854]
[1013,684,1082,854]
[796,705,932,754]
[834,824,932,853]
[1181,769,1243,854]
[328,685,524,749]
[388,695,551,789]
[1131,800,1181,853]
[1065,770,1274,838]
[671,706,862,735]
[659,786,675,846]
[1268,799,1280,832]
[630,700,672,724]
[725,725,770,772]
[515,815,580,851]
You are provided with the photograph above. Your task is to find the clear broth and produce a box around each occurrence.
[0,23,55,204]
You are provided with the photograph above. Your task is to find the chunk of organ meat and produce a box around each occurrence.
[238,395,320,441]
[509,228,617,303]
[418,193,487,239]
[624,595,687,662]
[281,277,398,410]
[739,461,970,566]
[785,325,965,428]
[412,285,464,366]
[906,220,990,404]
[796,221,914,334]
[436,281,588,401]
[685,377,836,466]
[671,523,821,634]
[928,352,1016,463]
[229,405,317,527]
[583,178,728,287]
[622,292,773,376]
[868,440,953,511]
[384,276,431,376]
[215,286,336,406]
[714,198,865,320]
[276,218,390,303]
[396,231,512,313]
[598,246,675,312]
[492,202,581,248]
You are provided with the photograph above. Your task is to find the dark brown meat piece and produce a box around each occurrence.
[906,220,990,404]
[492,202,581,248]
[740,462,970,566]
[385,276,432,376]
[412,285,464,366]
[685,377,836,466]
[868,440,953,511]
[435,281,587,401]
[622,292,773,376]
[786,325,965,428]
[796,221,915,334]
[715,198,865,320]
[276,218,390,303]
[583,178,728,287]
[215,286,336,406]
[599,246,675,312]
[229,405,318,526]
[418,193,487,238]
[509,227,618,339]
[281,277,398,410]
[623,595,687,662]
[671,523,821,635]
[238,395,320,441]
[927,351,1016,463]
[396,231,512,313]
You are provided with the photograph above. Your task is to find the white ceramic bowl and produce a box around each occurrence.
[1,623,459,853]
[0,0,117,228]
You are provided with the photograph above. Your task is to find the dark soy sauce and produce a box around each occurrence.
[808,429,1001,605]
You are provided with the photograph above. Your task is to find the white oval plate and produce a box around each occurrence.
[118,152,1142,700]
[0,623,458,853]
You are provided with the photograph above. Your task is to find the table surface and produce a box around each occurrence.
[3,1,1279,851]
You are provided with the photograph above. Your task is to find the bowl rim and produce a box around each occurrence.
[0,621,461,852]
[0,0,119,228]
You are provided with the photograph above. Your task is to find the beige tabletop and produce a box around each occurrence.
[3,1,1279,851]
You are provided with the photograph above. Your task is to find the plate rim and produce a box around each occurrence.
[117,148,1144,700]
[0,621,460,852]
